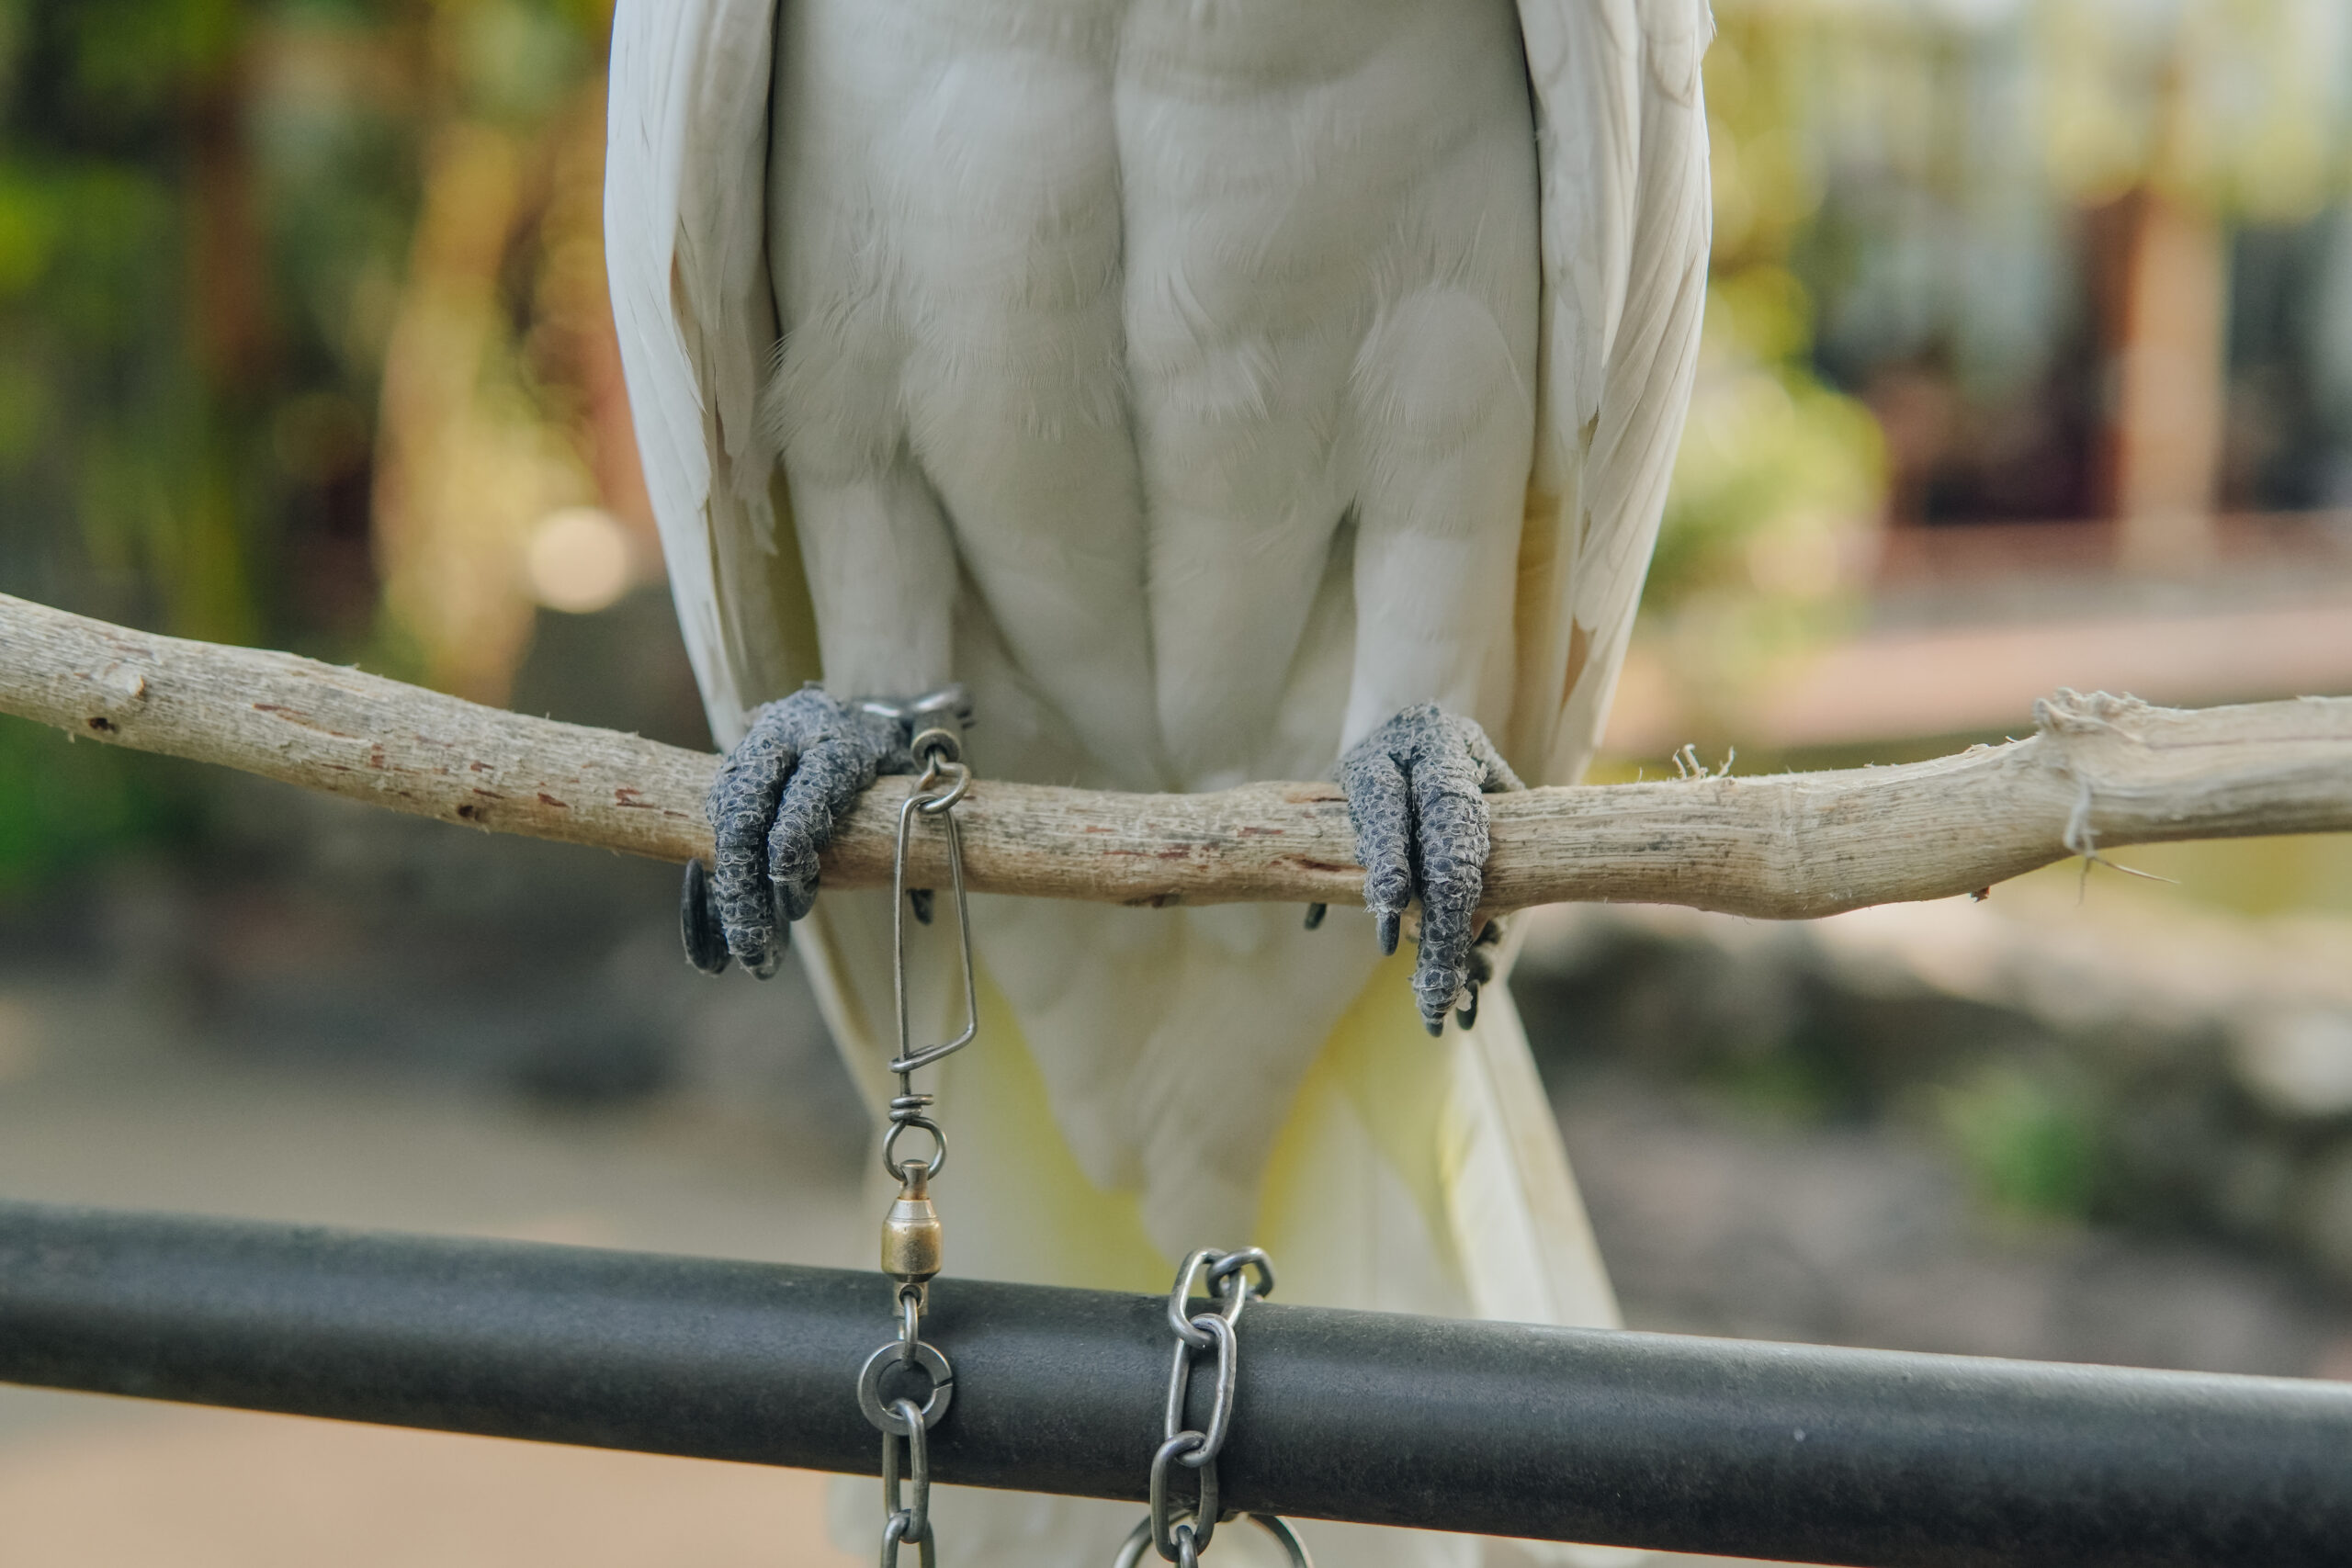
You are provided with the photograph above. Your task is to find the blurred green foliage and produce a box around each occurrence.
[1934,1062,2106,1224]
[1636,8,1890,729]
[6,0,279,646]
[0,0,613,893]
[0,721,200,896]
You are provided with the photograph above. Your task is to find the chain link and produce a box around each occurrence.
[1150,1431,1220,1560]
[897,1283,922,1364]
[879,1395,935,1568]
[1122,1248,1310,1568]
[1114,1516,1311,1568]
[1162,1314,1236,1467]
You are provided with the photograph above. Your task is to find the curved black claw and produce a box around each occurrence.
[1303,903,1328,931]
[701,684,921,977]
[1464,918,1505,987]
[681,857,733,976]
[908,887,935,926]
[1338,705,1523,1034]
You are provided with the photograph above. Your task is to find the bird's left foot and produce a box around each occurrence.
[681,683,968,978]
[1338,705,1522,1035]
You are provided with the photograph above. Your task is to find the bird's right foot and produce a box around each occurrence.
[1337,704,1522,1034]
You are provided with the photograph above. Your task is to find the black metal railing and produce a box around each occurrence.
[2,1201,2346,1567]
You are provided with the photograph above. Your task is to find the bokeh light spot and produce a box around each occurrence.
[526,507,633,615]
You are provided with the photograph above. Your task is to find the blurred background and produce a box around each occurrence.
[2,0,2351,1562]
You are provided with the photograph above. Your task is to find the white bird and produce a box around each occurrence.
[606,3,1711,1564]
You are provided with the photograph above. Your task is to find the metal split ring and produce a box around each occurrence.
[910,756,970,814]
[1249,1516,1312,1567]
[910,724,964,763]
[882,1114,947,1182]
[1113,1513,1311,1568]
[858,1340,955,1436]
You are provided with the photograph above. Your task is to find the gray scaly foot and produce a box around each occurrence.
[1337,705,1522,1034]
[682,684,967,977]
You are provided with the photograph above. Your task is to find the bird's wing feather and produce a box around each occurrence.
[608,1,890,1078]
[606,0,818,747]
[1508,0,1713,785]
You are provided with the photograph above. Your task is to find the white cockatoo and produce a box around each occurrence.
[606,3,1710,1564]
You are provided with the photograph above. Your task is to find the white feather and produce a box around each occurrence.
[607,0,811,742]
[1514,0,1715,784]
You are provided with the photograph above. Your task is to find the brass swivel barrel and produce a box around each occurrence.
[881,1165,944,1292]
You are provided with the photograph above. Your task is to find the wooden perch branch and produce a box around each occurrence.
[5,591,2349,919]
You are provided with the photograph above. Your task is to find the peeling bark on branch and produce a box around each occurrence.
[4,592,2347,919]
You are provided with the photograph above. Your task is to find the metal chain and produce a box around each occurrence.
[854,688,978,1568]
[879,1395,934,1568]
[1113,1249,1312,1568]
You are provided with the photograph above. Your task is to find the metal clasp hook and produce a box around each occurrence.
[888,749,979,1081]
[878,684,978,1093]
